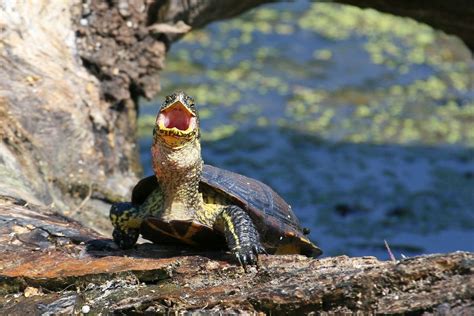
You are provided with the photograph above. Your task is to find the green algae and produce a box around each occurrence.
[201,124,238,142]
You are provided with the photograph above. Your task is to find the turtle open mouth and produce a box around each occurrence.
[157,100,197,135]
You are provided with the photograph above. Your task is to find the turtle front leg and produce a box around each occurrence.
[110,202,142,249]
[216,205,266,267]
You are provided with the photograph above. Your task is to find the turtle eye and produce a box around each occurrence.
[187,97,196,109]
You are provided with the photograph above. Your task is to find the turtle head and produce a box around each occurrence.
[154,91,199,148]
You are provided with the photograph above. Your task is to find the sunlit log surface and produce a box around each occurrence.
[0,198,472,314]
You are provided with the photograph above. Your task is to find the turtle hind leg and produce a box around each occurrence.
[215,205,266,267]
[109,202,141,249]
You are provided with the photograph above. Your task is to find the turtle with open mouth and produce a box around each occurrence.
[110,91,322,266]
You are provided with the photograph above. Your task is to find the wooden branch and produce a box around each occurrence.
[152,0,275,41]
[0,199,472,314]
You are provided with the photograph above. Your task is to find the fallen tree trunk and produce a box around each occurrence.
[0,198,472,314]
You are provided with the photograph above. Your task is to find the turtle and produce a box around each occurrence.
[110,91,322,266]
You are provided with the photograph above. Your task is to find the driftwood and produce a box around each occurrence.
[1,199,472,314]
[1,0,473,314]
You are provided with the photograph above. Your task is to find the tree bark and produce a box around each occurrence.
[0,200,472,314]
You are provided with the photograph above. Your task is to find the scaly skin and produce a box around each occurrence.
[151,135,203,222]
[110,91,264,266]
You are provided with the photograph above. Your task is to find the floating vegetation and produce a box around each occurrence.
[201,124,238,142]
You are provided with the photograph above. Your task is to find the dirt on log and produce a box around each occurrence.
[0,197,472,314]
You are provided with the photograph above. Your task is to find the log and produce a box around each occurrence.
[0,198,472,314]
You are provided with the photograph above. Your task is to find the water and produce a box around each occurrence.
[139,2,474,259]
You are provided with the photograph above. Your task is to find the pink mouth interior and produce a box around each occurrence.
[159,106,193,131]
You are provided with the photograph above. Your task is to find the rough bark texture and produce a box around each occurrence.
[76,0,274,104]
[334,0,474,52]
[1,0,144,232]
[0,199,472,314]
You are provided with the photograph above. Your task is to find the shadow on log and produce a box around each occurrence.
[0,198,472,314]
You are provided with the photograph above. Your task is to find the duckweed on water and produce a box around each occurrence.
[201,125,238,142]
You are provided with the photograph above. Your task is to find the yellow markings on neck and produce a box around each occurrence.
[156,125,197,148]
[159,135,190,148]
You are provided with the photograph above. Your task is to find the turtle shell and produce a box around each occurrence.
[201,165,322,257]
[132,164,322,257]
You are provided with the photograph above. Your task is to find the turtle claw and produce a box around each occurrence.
[233,243,266,269]
[235,253,244,267]
[253,244,267,255]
